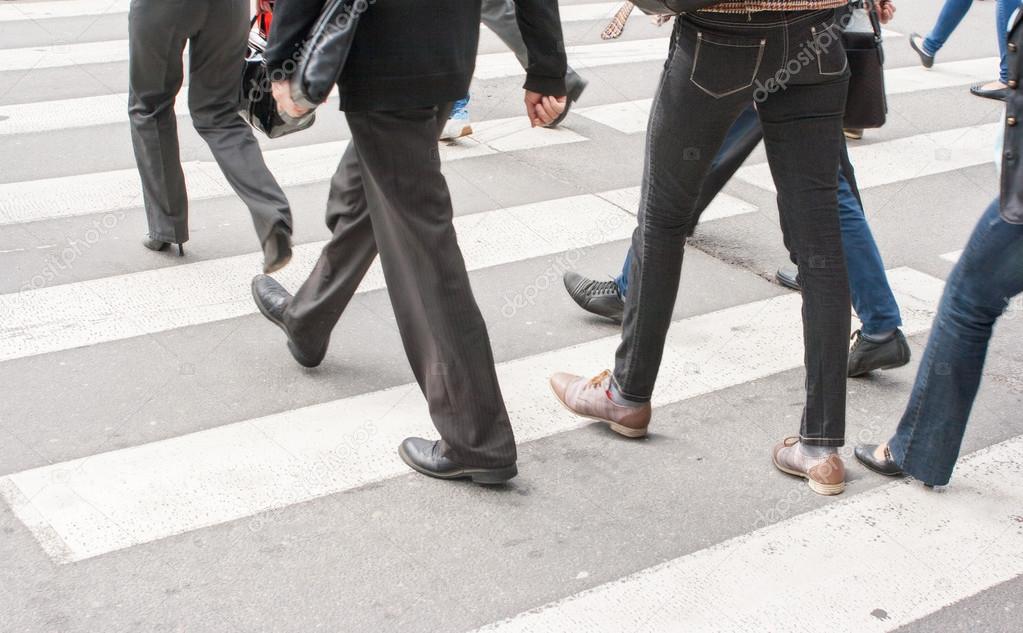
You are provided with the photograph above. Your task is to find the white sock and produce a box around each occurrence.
[800,443,838,458]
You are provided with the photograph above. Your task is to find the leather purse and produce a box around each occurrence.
[239,15,316,138]
[842,3,888,129]
[290,0,362,110]
[629,0,719,14]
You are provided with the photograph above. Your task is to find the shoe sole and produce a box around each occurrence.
[848,356,911,378]
[772,455,845,496]
[774,274,801,292]
[909,35,934,69]
[548,381,648,438]
[441,125,473,141]
[397,444,517,485]
[250,282,323,368]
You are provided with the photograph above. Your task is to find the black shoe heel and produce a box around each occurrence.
[177,243,184,257]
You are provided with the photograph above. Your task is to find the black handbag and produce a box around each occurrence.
[842,4,888,129]
[239,18,316,138]
[290,0,362,110]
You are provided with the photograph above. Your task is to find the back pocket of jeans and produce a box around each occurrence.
[812,23,848,76]
[689,31,766,99]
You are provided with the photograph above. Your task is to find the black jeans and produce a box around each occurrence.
[614,10,851,446]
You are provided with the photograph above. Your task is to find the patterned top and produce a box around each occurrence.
[702,0,849,13]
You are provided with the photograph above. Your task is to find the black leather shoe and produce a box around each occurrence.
[854,444,904,477]
[775,265,801,292]
[251,274,327,368]
[547,76,588,128]
[398,437,517,485]
[848,329,911,377]
[143,237,184,256]
[262,224,293,274]
[970,82,1009,101]
[563,271,625,323]
[909,33,934,69]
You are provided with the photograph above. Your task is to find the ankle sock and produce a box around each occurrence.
[799,443,838,458]
[862,329,896,343]
[609,383,644,408]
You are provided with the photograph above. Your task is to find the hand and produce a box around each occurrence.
[524,91,567,127]
[272,79,309,118]
[871,0,895,24]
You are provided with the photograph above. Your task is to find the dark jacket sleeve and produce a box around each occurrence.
[512,0,568,96]
[264,0,328,78]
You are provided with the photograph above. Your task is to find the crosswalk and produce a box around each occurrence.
[0,2,1018,632]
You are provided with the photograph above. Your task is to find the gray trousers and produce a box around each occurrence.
[481,0,584,91]
[283,105,517,469]
[128,0,291,245]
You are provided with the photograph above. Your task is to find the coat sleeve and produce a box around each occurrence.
[264,0,329,77]
[511,0,569,96]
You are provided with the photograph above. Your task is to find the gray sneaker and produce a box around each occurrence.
[563,271,625,323]
[848,329,911,377]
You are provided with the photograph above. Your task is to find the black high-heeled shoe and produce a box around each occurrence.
[142,237,184,256]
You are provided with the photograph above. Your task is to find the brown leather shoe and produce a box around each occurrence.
[549,370,651,438]
[772,437,846,496]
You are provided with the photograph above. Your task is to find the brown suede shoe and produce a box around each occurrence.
[549,370,651,438]
[772,437,846,496]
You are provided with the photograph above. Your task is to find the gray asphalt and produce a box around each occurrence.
[1,1,1021,632]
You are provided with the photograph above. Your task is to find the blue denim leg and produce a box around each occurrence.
[616,249,632,297]
[923,0,974,56]
[888,199,1023,486]
[998,0,1022,82]
[615,104,762,298]
[837,168,903,335]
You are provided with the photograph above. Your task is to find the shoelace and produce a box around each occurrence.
[581,280,620,297]
[587,369,612,389]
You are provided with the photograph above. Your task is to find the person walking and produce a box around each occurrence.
[128,0,293,272]
[551,0,876,497]
[441,0,589,139]
[856,8,1023,487]
[909,0,1023,101]
[253,0,568,484]
[564,104,911,378]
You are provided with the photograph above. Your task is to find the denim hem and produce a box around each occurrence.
[799,435,844,447]
[860,317,903,338]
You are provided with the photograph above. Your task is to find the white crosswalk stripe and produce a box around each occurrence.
[1,1,1016,629]
[739,123,1001,192]
[573,58,1003,135]
[0,35,670,74]
[0,118,997,225]
[0,268,944,563]
[0,0,130,22]
[0,188,756,362]
[0,115,586,225]
[0,0,624,23]
[472,433,1023,633]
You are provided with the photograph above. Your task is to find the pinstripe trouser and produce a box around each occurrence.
[283,104,517,469]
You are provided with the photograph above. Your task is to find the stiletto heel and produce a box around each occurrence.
[177,243,185,257]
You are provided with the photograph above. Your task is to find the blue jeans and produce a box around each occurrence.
[924,0,1021,83]
[616,139,903,337]
[888,199,1023,486]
